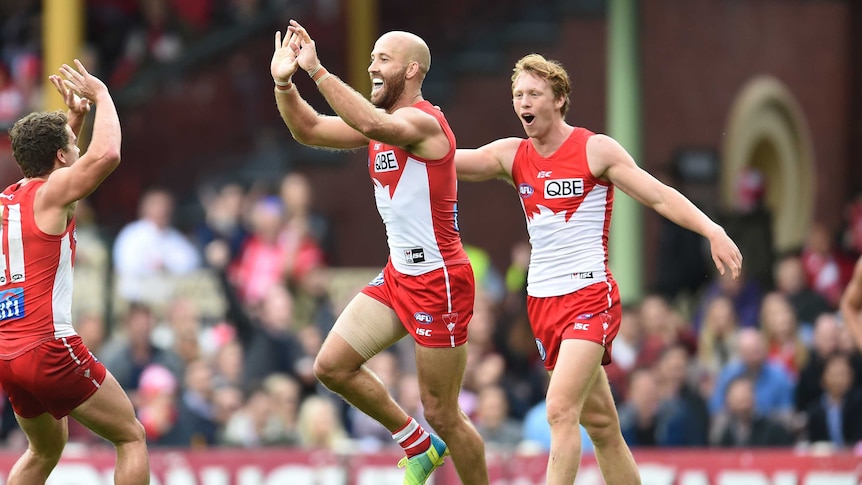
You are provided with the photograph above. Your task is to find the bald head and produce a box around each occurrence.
[375,31,431,77]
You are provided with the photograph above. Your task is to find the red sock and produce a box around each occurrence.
[392,417,431,458]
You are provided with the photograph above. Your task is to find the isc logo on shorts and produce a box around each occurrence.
[544,178,584,199]
[573,322,590,331]
[414,312,433,324]
[374,150,399,173]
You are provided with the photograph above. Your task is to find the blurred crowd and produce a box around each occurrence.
[2,0,862,459]
[0,166,858,456]
[0,0,286,129]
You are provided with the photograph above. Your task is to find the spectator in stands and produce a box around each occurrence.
[136,364,183,446]
[228,195,322,306]
[280,171,335,265]
[474,385,522,448]
[710,375,794,447]
[653,345,710,446]
[801,222,853,308]
[804,354,862,447]
[100,302,184,397]
[261,374,302,446]
[211,338,244,389]
[0,61,25,127]
[760,292,809,377]
[709,328,794,417]
[774,253,831,327]
[697,296,739,378]
[222,386,282,447]
[618,369,662,446]
[297,396,352,452]
[635,294,696,369]
[113,187,201,301]
[606,306,643,401]
[196,181,249,263]
[172,358,219,447]
[693,270,763,330]
[796,313,843,412]
[72,198,111,319]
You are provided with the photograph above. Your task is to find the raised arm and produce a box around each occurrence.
[287,21,446,158]
[455,137,520,183]
[272,30,368,149]
[40,60,120,208]
[840,257,862,350]
[588,134,742,279]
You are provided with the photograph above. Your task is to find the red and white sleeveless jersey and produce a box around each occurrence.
[367,100,469,276]
[0,180,76,358]
[512,127,615,297]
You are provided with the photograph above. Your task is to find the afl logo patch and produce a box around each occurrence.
[518,183,534,198]
[535,338,547,361]
[414,312,433,324]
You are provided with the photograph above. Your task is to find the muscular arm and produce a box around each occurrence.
[314,71,446,158]
[455,137,520,183]
[274,86,368,149]
[589,134,742,278]
[840,257,862,350]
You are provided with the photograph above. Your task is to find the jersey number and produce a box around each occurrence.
[0,204,26,286]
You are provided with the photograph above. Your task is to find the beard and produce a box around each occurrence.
[371,67,407,111]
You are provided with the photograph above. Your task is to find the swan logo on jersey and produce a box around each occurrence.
[443,312,458,334]
[535,338,547,361]
[544,178,584,199]
[414,312,433,324]
[518,183,534,198]
[374,150,399,172]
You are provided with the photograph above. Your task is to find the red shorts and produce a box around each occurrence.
[362,262,474,348]
[0,336,106,419]
[527,281,621,371]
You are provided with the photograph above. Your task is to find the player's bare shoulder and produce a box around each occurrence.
[586,134,631,180]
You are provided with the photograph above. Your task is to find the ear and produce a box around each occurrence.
[555,95,565,111]
[405,61,420,79]
[56,148,68,167]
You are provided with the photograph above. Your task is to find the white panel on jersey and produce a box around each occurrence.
[526,185,610,297]
[374,158,443,276]
[52,233,76,338]
[6,204,26,284]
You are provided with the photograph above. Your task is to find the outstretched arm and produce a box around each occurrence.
[588,134,742,279]
[287,20,444,157]
[455,137,520,183]
[271,30,367,149]
[840,257,862,350]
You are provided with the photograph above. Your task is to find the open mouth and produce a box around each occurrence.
[371,78,384,92]
[522,114,535,124]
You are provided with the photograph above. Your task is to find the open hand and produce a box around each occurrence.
[57,59,107,104]
[50,72,90,116]
[709,229,743,280]
[286,20,321,74]
[271,30,299,84]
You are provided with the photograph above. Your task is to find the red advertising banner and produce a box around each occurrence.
[0,447,857,484]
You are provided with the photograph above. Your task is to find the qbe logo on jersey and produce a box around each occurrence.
[544,178,584,199]
[374,150,399,173]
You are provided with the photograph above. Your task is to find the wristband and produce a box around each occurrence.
[307,64,323,78]
[274,78,292,87]
[315,73,331,86]
[310,66,329,85]
[275,81,294,92]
